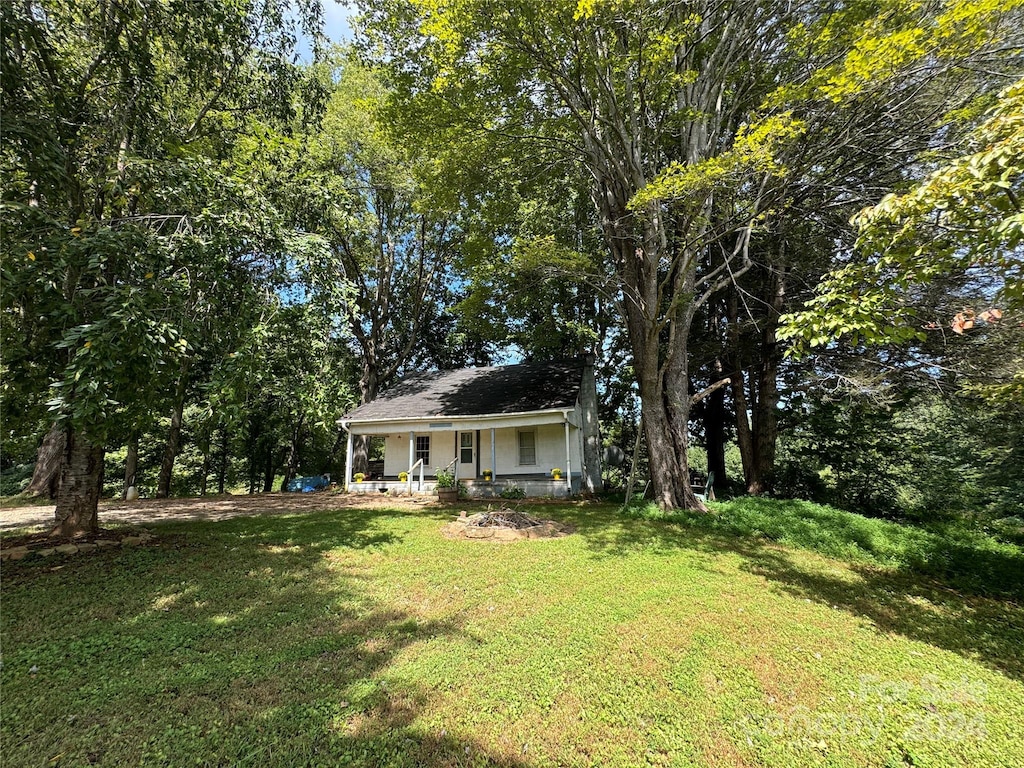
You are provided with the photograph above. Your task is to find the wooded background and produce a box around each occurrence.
[2,0,1021,534]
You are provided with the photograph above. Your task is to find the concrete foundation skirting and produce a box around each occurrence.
[466,479,577,498]
[347,478,578,498]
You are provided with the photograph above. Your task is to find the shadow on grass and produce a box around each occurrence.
[573,504,1024,684]
[740,547,1024,682]
[1,505,529,767]
[584,498,1024,599]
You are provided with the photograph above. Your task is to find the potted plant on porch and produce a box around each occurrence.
[435,467,458,502]
[551,468,563,481]
[482,469,493,481]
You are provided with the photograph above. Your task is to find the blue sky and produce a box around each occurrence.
[322,0,355,41]
[296,0,355,61]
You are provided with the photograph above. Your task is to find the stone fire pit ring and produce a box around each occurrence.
[443,508,572,541]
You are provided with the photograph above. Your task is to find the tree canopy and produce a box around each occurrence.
[780,76,1024,402]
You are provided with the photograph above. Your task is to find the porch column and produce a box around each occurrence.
[564,419,572,494]
[490,428,496,482]
[408,431,415,492]
[344,427,354,492]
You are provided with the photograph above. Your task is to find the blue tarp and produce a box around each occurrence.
[286,474,330,493]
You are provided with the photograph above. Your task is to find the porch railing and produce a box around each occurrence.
[408,458,425,493]
[442,456,458,480]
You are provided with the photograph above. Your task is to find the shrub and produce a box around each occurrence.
[0,462,33,496]
[499,482,525,500]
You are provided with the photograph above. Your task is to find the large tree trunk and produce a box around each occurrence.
[352,369,380,475]
[636,364,704,511]
[351,436,370,477]
[599,193,704,511]
[579,354,603,493]
[53,426,104,537]
[26,422,65,498]
[156,370,188,498]
[122,431,139,499]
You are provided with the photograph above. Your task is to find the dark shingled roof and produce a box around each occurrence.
[344,359,585,421]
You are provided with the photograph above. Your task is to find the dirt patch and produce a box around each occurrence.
[443,508,572,542]
[0,491,438,534]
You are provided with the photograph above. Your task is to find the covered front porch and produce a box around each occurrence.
[341,410,583,498]
[347,474,582,497]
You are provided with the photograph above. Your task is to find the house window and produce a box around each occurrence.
[460,432,473,464]
[416,435,430,465]
[518,430,536,465]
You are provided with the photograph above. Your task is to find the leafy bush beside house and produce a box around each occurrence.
[434,468,456,488]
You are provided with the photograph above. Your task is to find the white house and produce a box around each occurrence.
[339,356,602,497]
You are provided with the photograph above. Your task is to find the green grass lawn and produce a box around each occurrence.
[2,499,1022,767]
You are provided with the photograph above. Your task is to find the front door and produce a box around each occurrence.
[458,431,476,478]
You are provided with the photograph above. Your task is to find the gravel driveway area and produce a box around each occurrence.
[0,492,437,532]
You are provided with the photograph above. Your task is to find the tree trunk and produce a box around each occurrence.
[579,354,603,493]
[53,426,104,537]
[329,427,347,479]
[156,370,188,498]
[196,425,211,496]
[727,289,754,488]
[747,269,786,495]
[217,425,229,494]
[705,366,728,487]
[637,327,700,510]
[247,412,264,495]
[351,437,370,477]
[262,445,275,493]
[353,369,380,475]
[623,414,644,505]
[625,338,704,512]
[199,449,210,496]
[726,272,785,495]
[122,431,139,499]
[279,415,304,492]
[604,197,704,511]
[26,422,65,498]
